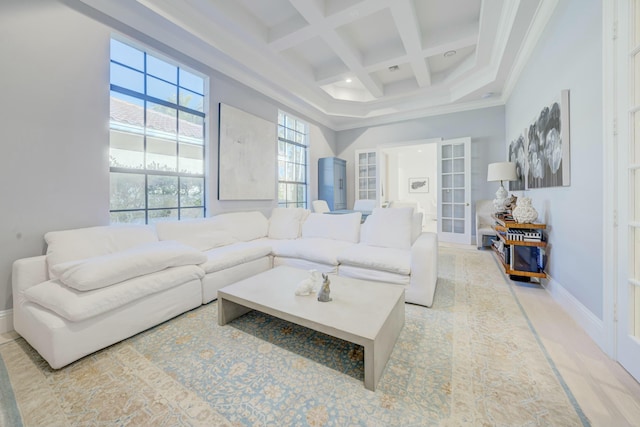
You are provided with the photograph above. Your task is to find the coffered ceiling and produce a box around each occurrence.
[76,0,558,130]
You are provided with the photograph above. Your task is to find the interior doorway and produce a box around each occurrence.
[379,139,440,232]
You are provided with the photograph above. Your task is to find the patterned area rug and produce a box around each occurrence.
[0,247,589,426]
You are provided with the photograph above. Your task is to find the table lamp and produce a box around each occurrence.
[487,162,517,213]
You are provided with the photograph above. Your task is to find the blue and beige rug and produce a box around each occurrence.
[0,247,588,426]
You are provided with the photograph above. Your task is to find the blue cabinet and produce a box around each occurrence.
[318,157,347,210]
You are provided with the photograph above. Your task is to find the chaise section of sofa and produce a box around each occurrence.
[13,225,206,369]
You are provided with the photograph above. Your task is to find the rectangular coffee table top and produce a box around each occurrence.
[217,265,404,341]
[218,265,406,391]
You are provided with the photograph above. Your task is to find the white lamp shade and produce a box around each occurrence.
[487,162,517,182]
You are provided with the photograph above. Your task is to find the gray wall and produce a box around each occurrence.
[505,0,603,318]
[0,1,111,312]
[0,0,336,312]
[336,105,507,225]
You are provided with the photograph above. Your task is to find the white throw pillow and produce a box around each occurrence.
[45,225,158,280]
[50,240,207,291]
[268,208,305,239]
[363,207,413,249]
[155,218,237,251]
[301,212,361,243]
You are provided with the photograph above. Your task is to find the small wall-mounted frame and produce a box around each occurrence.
[408,177,428,193]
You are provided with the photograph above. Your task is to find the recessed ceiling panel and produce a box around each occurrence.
[427,45,476,78]
[323,0,368,17]
[371,63,413,85]
[321,78,375,102]
[282,36,347,79]
[414,0,481,48]
[336,8,405,66]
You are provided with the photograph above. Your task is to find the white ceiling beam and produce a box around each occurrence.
[476,0,502,66]
[288,0,384,98]
[422,33,478,58]
[389,0,431,87]
[268,0,389,52]
[268,25,317,52]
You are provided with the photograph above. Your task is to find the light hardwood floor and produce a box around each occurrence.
[2,245,639,426]
[512,279,640,427]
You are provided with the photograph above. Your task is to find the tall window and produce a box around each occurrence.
[277,111,308,207]
[109,38,206,224]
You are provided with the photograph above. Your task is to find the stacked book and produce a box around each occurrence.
[506,229,543,242]
[492,238,510,264]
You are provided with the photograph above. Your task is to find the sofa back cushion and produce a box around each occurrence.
[301,212,361,243]
[268,207,308,239]
[155,218,237,251]
[45,225,158,279]
[51,240,207,291]
[361,207,414,249]
[214,211,269,242]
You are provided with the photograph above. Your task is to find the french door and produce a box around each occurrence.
[437,138,471,244]
[615,0,640,382]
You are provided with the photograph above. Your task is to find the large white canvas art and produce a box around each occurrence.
[218,103,276,200]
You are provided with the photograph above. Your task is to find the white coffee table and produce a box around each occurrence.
[218,266,405,391]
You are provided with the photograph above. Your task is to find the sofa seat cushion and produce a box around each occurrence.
[200,242,272,273]
[271,238,355,265]
[50,241,207,291]
[23,265,204,322]
[337,244,411,275]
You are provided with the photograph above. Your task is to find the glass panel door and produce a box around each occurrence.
[437,138,471,244]
[355,149,377,201]
[617,0,640,382]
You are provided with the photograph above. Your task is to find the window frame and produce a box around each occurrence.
[109,36,207,224]
[277,111,309,208]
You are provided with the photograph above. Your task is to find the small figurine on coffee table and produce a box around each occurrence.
[317,273,332,302]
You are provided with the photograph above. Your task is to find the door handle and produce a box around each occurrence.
[339,179,343,189]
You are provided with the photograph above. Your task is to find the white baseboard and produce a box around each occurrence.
[0,309,14,334]
[543,275,605,350]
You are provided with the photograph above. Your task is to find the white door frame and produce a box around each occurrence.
[604,0,640,382]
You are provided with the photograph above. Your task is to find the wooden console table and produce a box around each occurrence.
[491,214,547,281]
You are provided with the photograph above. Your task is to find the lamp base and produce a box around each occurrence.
[493,184,509,213]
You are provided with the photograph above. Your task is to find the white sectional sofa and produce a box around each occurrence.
[12,207,438,369]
